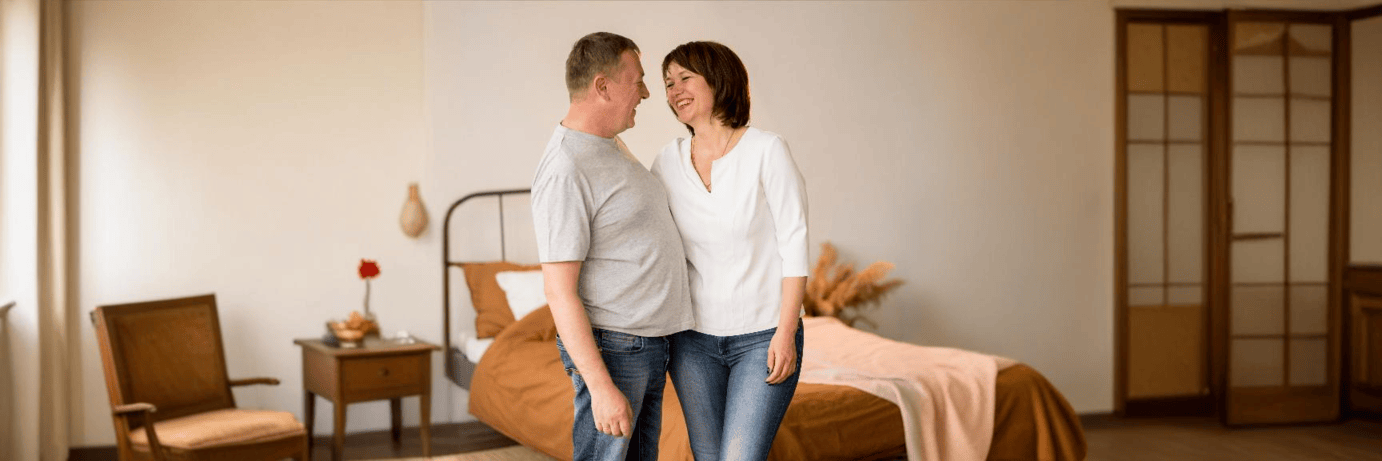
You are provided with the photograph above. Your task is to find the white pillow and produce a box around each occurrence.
[464,335,495,363]
[494,270,547,322]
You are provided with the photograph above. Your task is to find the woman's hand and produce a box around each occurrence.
[766,329,797,385]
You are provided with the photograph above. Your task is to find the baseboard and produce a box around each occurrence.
[68,445,117,461]
[1078,412,1115,428]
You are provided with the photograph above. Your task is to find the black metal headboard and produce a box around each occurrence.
[441,188,531,389]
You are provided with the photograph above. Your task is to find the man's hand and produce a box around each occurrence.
[544,261,632,438]
[589,381,633,438]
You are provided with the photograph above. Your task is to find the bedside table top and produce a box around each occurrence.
[294,337,439,357]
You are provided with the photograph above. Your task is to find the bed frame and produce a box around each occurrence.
[441,188,531,389]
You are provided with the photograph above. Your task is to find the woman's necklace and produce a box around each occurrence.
[692,128,736,190]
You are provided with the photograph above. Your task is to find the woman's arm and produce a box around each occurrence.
[767,276,806,384]
[761,134,809,384]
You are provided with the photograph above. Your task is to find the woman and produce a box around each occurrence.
[650,41,808,461]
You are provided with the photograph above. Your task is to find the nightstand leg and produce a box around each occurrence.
[304,391,316,454]
[333,401,346,461]
[390,397,402,447]
[420,393,432,458]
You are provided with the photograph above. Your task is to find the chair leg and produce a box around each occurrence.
[297,434,311,461]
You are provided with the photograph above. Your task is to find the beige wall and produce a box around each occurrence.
[426,0,1117,415]
[1353,15,1382,263]
[66,2,1123,447]
[70,1,430,445]
[2,0,42,458]
[60,0,1382,450]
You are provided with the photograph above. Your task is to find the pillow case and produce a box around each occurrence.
[460,261,542,338]
[495,270,548,324]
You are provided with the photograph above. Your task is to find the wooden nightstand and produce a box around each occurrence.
[294,337,439,461]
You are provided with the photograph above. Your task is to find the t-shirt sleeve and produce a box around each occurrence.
[760,135,809,278]
[532,155,591,263]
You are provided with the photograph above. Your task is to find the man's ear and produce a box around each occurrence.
[592,74,609,101]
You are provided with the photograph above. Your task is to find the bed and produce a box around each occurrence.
[443,189,1086,461]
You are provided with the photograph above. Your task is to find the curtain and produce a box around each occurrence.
[38,0,72,459]
[1,0,72,460]
[0,301,13,461]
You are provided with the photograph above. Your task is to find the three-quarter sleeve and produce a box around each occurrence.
[760,136,809,277]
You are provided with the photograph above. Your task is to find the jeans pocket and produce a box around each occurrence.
[596,330,644,355]
[555,337,578,376]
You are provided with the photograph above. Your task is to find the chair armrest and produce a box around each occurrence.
[229,377,280,387]
[112,402,157,416]
[113,402,168,461]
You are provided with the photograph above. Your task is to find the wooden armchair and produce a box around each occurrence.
[92,294,308,461]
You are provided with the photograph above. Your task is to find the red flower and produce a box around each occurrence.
[358,259,380,279]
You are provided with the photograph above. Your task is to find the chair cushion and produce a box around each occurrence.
[128,408,305,450]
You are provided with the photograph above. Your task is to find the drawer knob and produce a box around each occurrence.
[380,368,390,377]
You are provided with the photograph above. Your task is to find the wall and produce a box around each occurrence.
[1352,14,1382,263]
[425,0,1117,415]
[70,1,430,445]
[66,3,1122,448]
[72,0,1382,449]
[1,0,41,457]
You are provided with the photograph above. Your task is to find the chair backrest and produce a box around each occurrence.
[93,294,236,425]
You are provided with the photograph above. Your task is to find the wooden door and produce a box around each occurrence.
[1221,12,1343,426]
[1116,11,1218,416]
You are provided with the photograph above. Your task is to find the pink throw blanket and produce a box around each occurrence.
[799,316,1008,461]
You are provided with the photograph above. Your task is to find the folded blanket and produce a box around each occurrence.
[799,316,1002,461]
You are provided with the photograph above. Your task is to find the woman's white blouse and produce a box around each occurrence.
[650,127,808,336]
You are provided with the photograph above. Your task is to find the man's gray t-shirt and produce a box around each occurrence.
[531,124,693,337]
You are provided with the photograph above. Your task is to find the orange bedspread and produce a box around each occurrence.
[469,308,1086,461]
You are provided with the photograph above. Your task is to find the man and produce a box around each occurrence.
[531,32,693,461]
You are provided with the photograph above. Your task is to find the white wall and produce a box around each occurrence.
[71,1,431,445]
[426,0,1117,415]
[1353,14,1382,263]
[66,2,1124,448]
[74,0,1382,450]
[2,0,41,458]
[62,0,1382,451]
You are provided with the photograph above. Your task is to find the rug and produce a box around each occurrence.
[369,445,557,461]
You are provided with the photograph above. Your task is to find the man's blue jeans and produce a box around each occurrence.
[557,329,670,461]
[668,320,803,461]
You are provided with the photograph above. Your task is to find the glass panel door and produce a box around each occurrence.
[1119,16,1213,413]
[1225,17,1339,425]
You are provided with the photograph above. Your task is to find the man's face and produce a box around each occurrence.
[607,50,650,133]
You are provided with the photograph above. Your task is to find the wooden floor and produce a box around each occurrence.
[308,422,517,461]
[311,416,1382,461]
[1083,416,1382,461]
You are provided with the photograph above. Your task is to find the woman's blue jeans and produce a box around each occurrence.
[668,320,803,461]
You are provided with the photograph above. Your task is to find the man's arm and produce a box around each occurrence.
[543,261,632,438]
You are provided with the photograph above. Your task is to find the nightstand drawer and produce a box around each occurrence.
[340,354,425,400]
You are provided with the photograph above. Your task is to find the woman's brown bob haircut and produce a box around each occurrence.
[662,41,750,134]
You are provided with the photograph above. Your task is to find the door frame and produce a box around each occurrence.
[1115,4,1376,421]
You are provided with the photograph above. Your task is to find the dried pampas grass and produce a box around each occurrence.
[803,242,903,328]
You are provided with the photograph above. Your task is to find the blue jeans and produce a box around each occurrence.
[557,329,670,461]
[668,320,803,461]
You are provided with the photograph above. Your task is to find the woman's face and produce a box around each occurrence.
[664,62,715,127]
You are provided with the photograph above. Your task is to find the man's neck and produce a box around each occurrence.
[563,104,618,139]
